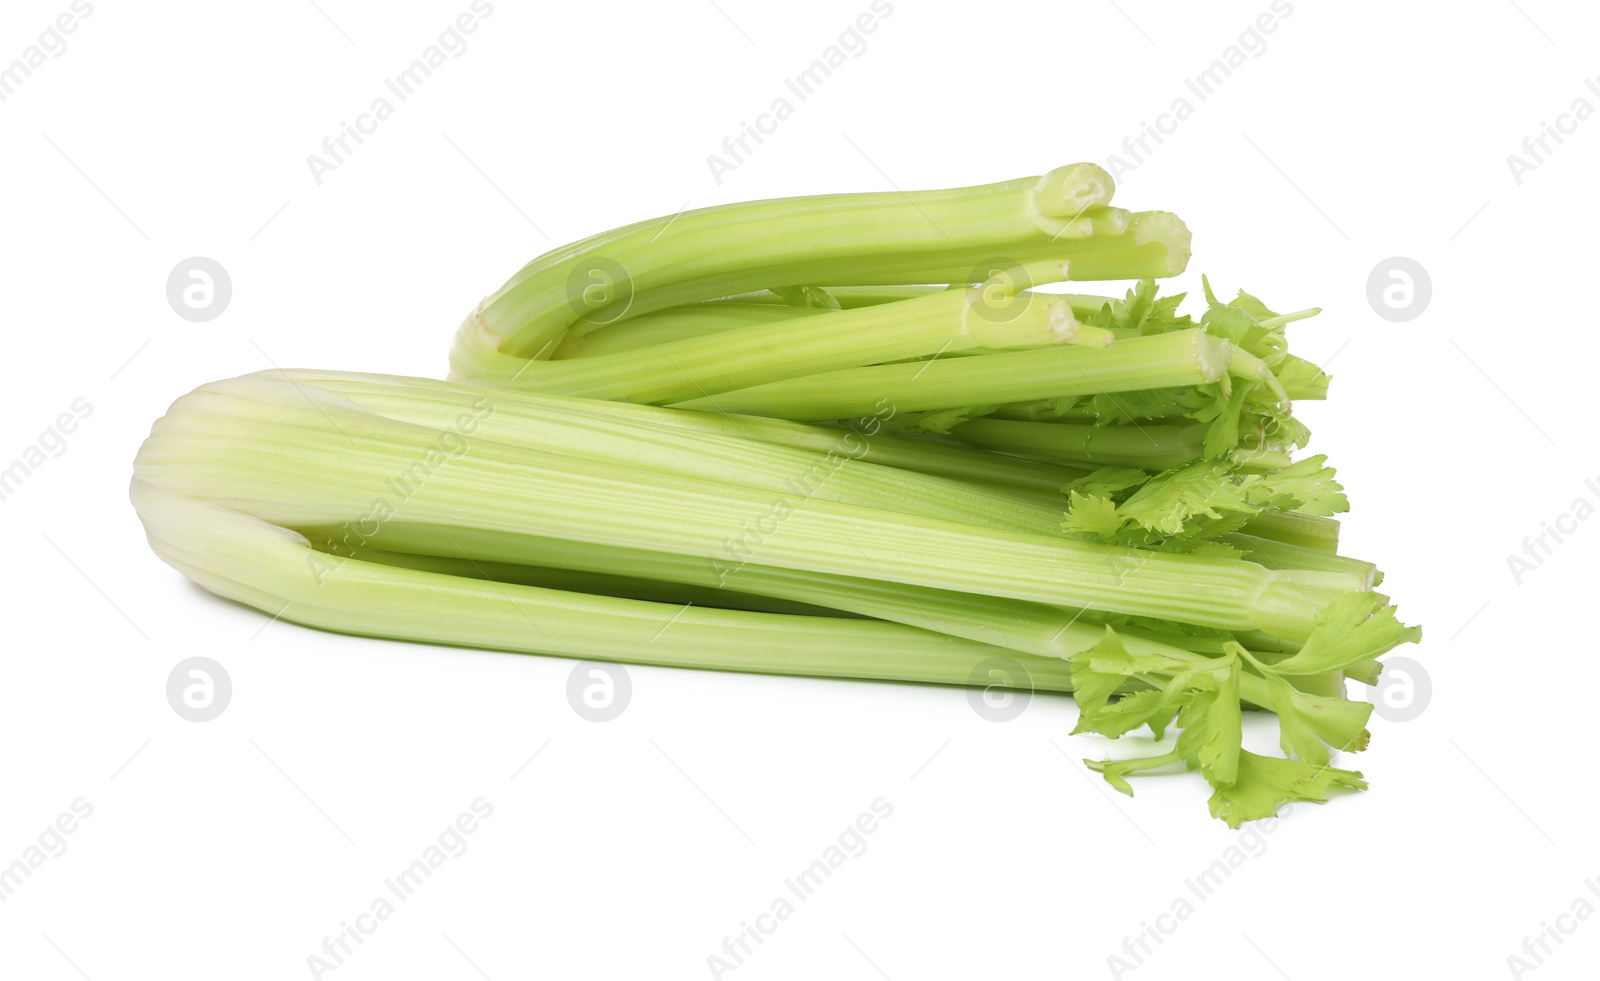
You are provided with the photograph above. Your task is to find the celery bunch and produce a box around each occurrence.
[133,163,1419,825]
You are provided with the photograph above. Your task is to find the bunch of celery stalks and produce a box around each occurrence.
[133,163,1419,826]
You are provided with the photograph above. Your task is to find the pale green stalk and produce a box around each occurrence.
[457,282,1088,403]
[450,163,1192,383]
[131,482,1071,689]
[943,418,1209,470]
[303,373,1067,536]
[1236,511,1342,553]
[1217,534,1377,587]
[557,303,823,358]
[673,328,1235,420]
[324,534,1327,715]
[134,372,1336,641]
[301,370,1094,496]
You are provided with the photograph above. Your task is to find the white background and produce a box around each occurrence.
[1,1,1596,978]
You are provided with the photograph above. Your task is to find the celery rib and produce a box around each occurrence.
[450,163,1193,384]
[462,285,1082,403]
[135,372,1331,641]
[132,481,1071,689]
[672,328,1234,421]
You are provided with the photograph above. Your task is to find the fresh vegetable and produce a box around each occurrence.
[449,163,1188,385]
[133,163,1419,825]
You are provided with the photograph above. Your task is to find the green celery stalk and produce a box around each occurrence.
[306,370,1093,496]
[452,163,1192,381]
[715,286,1122,322]
[1217,533,1377,587]
[131,481,1072,689]
[134,371,1336,641]
[1237,510,1342,553]
[557,303,823,358]
[320,532,1330,719]
[302,373,1068,536]
[456,282,1090,404]
[560,211,1174,338]
[672,328,1235,421]
[357,546,864,618]
[943,418,1209,470]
